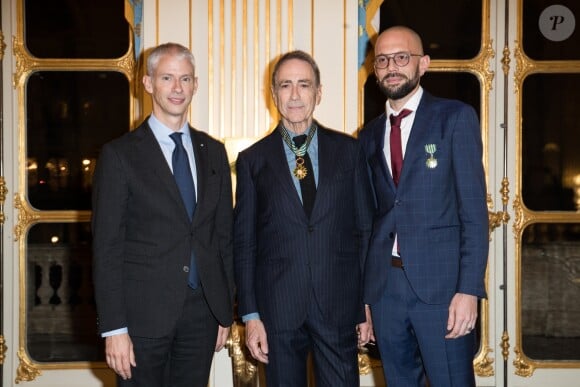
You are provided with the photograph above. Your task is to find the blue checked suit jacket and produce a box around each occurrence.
[359,91,489,306]
[234,123,374,331]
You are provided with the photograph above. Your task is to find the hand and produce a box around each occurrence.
[215,325,230,351]
[357,305,375,348]
[445,293,477,339]
[105,333,136,380]
[245,319,269,364]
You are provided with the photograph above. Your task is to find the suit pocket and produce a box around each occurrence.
[124,239,157,256]
[428,225,460,242]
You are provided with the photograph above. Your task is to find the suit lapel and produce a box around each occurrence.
[311,125,336,219]
[264,128,306,211]
[190,128,207,217]
[399,93,434,187]
[134,124,188,218]
[369,115,397,192]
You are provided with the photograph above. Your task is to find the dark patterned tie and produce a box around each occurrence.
[169,132,199,289]
[389,109,412,186]
[293,134,316,218]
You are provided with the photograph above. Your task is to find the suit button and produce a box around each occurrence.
[389,232,395,239]
[395,200,401,206]
[183,266,189,273]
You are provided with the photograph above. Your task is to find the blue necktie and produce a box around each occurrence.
[170,132,199,289]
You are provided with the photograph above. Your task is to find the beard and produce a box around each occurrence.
[377,68,421,100]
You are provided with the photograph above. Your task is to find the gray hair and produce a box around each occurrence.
[271,50,321,88]
[146,42,196,76]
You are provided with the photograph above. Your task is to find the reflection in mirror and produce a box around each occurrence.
[26,71,129,210]
[25,0,129,59]
[521,223,580,360]
[26,223,104,362]
[521,74,580,211]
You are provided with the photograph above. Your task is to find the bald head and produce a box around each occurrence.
[375,26,424,57]
[373,26,430,107]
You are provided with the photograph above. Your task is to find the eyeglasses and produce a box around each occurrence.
[373,52,423,69]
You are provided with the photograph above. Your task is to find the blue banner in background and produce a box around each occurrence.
[126,0,143,60]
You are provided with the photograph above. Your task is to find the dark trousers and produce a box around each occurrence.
[372,266,477,387]
[118,288,218,387]
[264,300,360,387]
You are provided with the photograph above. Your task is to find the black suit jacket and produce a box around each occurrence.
[92,120,234,337]
[233,123,374,332]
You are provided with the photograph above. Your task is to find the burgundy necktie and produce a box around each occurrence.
[389,109,412,186]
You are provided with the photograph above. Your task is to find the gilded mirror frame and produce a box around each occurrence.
[12,0,136,381]
[511,0,580,378]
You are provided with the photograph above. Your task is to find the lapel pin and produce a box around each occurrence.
[425,144,438,169]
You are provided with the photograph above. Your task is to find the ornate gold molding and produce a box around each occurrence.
[0,176,8,224]
[488,198,509,235]
[501,45,510,76]
[473,344,494,377]
[13,194,39,241]
[513,40,580,95]
[225,322,381,381]
[430,40,495,95]
[488,178,511,235]
[0,335,7,365]
[12,35,136,89]
[358,349,382,376]
[513,347,534,377]
[513,41,533,95]
[15,348,41,383]
[511,195,528,238]
[0,30,6,61]
[501,331,510,361]
[226,323,258,384]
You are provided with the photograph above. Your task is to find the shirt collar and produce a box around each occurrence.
[148,114,191,145]
[386,86,423,117]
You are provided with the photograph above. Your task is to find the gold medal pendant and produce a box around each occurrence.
[293,157,308,180]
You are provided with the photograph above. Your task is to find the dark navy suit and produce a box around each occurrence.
[359,92,489,387]
[234,123,374,386]
[92,120,234,386]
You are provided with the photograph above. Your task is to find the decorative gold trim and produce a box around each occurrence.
[226,323,258,384]
[513,347,534,377]
[513,40,580,95]
[0,176,8,224]
[501,45,510,76]
[501,330,510,361]
[511,195,527,237]
[12,35,136,89]
[225,322,381,380]
[0,335,7,365]
[512,0,580,376]
[15,348,41,383]
[488,197,508,235]
[487,178,511,235]
[0,30,6,61]
[358,350,382,376]
[13,194,39,241]
[13,0,137,375]
[473,344,494,377]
